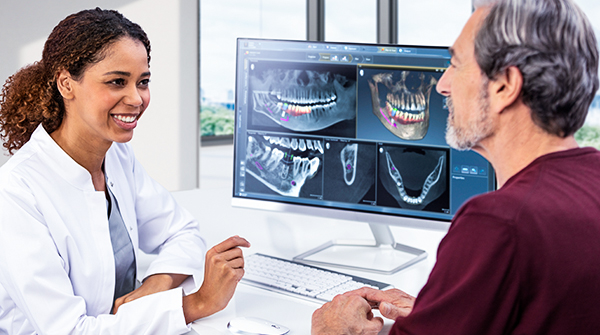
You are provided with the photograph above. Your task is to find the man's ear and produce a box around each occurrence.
[488,65,523,114]
[55,69,75,100]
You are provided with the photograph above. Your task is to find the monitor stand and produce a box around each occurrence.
[292,223,427,274]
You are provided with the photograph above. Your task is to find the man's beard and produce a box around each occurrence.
[445,80,494,151]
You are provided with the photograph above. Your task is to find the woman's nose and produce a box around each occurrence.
[124,85,143,107]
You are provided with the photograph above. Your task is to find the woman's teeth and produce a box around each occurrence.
[113,115,136,123]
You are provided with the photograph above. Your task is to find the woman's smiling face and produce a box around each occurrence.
[63,36,151,146]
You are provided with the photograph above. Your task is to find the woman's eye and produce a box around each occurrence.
[109,78,126,86]
[139,79,150,87]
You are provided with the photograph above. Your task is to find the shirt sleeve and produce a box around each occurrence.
[390,207,520,335]
[129,151,207,292]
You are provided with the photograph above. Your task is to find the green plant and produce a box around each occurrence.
[575,125,600,149]
[200,105,234,136]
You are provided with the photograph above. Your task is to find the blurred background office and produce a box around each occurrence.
[1,0,599,192]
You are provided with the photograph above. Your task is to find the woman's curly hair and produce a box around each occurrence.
[0,8,150,154]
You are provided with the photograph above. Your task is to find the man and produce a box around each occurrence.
[312,0,600,334]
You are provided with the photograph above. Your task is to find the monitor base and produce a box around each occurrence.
[293,223,427,274]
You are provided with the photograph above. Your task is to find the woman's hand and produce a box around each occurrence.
[113,273,189,314]
[183,236,251,323]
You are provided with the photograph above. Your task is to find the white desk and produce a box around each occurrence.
[170,187,448,335]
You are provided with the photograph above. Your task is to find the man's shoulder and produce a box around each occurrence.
[453,172,551,228]
[454,186,527,226]
[454,147,600,227]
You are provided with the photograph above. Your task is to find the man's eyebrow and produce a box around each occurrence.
[448,47,461,64]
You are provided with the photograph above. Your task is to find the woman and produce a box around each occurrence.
[0,8,249,334]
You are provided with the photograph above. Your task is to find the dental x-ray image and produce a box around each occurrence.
[322,141,376,204]
[376,144,449,212]
[249,61,357,137]
[368,69,439,140]
[244,134,324,199]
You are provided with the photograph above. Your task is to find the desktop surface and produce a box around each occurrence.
[171,187,446,334]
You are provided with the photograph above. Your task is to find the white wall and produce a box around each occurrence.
[0,0,199,191]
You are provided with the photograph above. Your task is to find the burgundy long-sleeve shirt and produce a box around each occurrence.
[391,147,600,334]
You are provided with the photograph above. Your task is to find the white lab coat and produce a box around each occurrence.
[0,125,206,334]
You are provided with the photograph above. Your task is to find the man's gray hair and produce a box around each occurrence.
[474,0,599,137]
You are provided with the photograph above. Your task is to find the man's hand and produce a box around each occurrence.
[311,294,384,335]
[184,235,251,323]
[113,273,189,314]
[346,287,415,320]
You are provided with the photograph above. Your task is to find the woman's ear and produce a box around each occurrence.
[56,69,75,100]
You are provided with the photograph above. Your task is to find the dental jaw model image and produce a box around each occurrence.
[245,135,323,197]
[378,146,447,211]
[251,68,356,132]
[368,70,438,140]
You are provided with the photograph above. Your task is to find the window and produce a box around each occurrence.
[200,0,305,138]
[324,0,376,43]
[397,0,471,47]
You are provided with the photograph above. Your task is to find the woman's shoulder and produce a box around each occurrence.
[0,124,56,172]
[0,136,45,185]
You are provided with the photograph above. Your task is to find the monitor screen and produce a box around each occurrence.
[232,38,495,230]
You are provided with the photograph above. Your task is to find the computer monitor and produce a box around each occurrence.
[232,38,495,274]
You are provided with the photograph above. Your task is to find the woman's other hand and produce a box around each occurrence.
[184,236,251,322]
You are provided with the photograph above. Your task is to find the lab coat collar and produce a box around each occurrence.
[31,125,105,192]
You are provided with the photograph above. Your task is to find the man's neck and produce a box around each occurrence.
[474,108,579,188]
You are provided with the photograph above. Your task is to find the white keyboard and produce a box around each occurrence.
[241,253,393,303]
